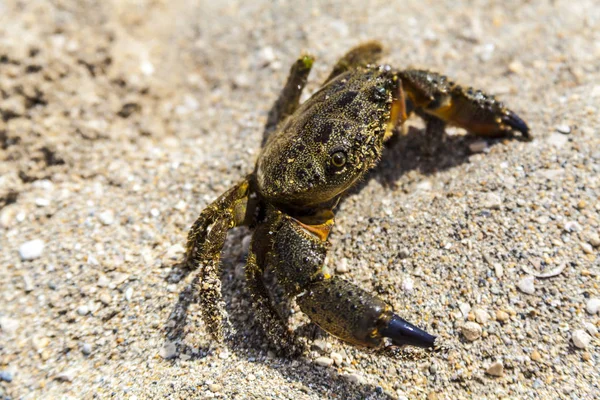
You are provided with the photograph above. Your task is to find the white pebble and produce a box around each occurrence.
[219,351,230,360]
[572,329,591,349]
[586,298,600,315]
[330,352,343,366]
[81,343,92,355]
[402,277,414,292]
[314,356,334,367]
[494,263,504,278]
[555,124,571,134]
[482,192,502,210]
[345,373,366,384]
[125,287,133,301]
[474,308,489,325]
[517,275,535,295]
[461,321,482,341]
[77,305,89,316]
[459,302,471,319]
[580,242,593,254]
[97,210,115,225]
[336,258,349,274]
[584,322,598,337]
[35,198,50,207]
[18,239,45,261]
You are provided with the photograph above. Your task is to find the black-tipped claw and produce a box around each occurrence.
[502,110,530,138]
[381,314,436,349]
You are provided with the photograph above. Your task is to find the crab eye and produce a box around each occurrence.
[330,151,347,168]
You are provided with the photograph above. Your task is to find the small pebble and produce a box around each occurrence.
[77,305,89,316]
[530,350,542,362]
[474,308,489,325]
[585,232,600,247]
[461,321,482,341]
[98,210,115,225]
[586,298,600,315]
[469,140,487,153]
[459,302,471,319]
[218,351,229,360]
[330,352,343,366]
[345,373,366,384]
[310,340,327,353]
[247,373,256,381]
[580,242,594,254]
[481,192,502,210]
[18,239,45,261]
[584,322,598,337]
[159,342,177,359]
[125,287,133,301]
[99,293,112,305]
[402,277,414,292]
[208,383,222,393]
[55,369,75,382]
[81,343,92,355]
[398,248,410,259]
[555,124,571,134]
[0,370,13,383]
[486,361,504,377]
[493,263,504,278]
[517,275,535,295]
[572,330,591,349]
[496,310,510,322]
[336,258,349,274]
[314,356,334,367]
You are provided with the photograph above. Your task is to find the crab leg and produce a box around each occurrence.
[265,212,435,349]
[263,54,314,146]
[397,69,530,139]
[185,177,255,341]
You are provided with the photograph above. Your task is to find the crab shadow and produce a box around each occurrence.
[162,126,526,399]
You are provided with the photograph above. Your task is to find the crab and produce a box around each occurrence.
[184,42,529,355]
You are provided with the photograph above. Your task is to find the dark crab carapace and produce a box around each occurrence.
[184,42,529,355]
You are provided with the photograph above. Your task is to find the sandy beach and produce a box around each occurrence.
[1,0,599,398]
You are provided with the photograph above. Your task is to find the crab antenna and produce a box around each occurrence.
[381,314,436,349]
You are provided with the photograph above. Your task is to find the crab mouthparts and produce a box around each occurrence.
[381,314,437,349]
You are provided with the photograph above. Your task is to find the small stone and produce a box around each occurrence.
[125,287,133,301]
[493,263,504,278]
[508,60,524,74]
[469,140,487,153]
[474,308,489,325]
[247,373,256,381]
[208,383,221,393]
[486,361,504,377]
[582,352,591,361]
[496,310,510,322]
[35,198,50,207]
[310,340,327,353]
[218,351,229,360]
[459,302,471,319]
[584,322,598,337]
[572,329,591,349]
[461,321,482,341]
[99,293,112,305]
[0,370,13,382]
[0,317,19,334]
[586,298,600,315]
[159,341,177,359]
[402,277,414,292]
[55,369,76,382]
[580,242,594,254]
[81,343,92,355]
[97,210,115,225]
[427,392,438,400]
[517,275,535,295]
[336,258,349,274]
[18,239,45,260]
[555,124,571,134]
[398,248,411,259]
[23,274,34,292]
[585,232,600,247]
[530,350,542,362]
[330,352,343,366]
[314,356,334,367]
[481,192,502,210]
[345,373,366,384]
[429,363,438,374]
[77,305,89,316]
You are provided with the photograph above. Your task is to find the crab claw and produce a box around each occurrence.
[381,314,436,349]
[501,110,530,138]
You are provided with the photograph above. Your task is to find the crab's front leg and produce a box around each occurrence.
[397,69,530,139]
[266,212,436,350]
[185,177,256,342]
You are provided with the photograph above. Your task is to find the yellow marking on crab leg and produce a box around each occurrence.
[384,83,408,141]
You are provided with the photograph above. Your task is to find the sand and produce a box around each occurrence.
[0,0,598,399]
